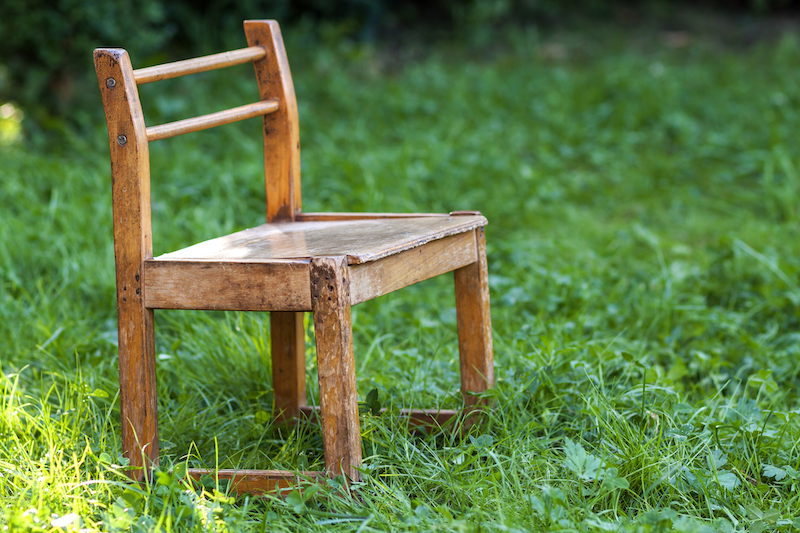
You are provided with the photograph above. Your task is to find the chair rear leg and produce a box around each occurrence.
[454,227,494,408]
[270,311,307,423]
[117,302,159,480]
[310,257,362,480]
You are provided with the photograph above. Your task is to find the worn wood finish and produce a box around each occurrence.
[96,20,495,493]
[245,20,301,222]
[402,408,459,430]
[250,21,306,439]
[310,257,362,479]
[146,100,279,141]
[271,311,307,422]
[349,232,477,305]
[248,22,306,439]
[133,46,267,84]
[186,468,322,494]
[454,228,495,407]
[244,21,306,437]
[154,216,487,266]
[143,259,312,311]
[94,48,159,479]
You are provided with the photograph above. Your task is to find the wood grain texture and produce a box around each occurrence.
[454,228,495,407]
[143,259,312,311]
[155,216,487,265]
[94,48,159,478]
[146,99,279,141]
[186,468,321,494]
[349,232,477,305]
[133,46,267,84]
[97,21,496,492]
[310,257,362,479]
[245,20,301,222]
[271,311,307,422]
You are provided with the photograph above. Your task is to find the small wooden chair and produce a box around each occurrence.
[94,19,493,492]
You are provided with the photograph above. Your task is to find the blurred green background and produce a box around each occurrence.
[1,0,799,138]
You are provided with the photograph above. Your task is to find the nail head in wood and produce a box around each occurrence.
[117,135,128,146]
[106,77,117,88]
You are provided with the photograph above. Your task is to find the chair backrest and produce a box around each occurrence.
[94,20,300,267]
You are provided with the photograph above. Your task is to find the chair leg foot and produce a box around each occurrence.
[271,311,307,423]
[310,256,362,481]
[118,305,159,480]
[454,227,494,408]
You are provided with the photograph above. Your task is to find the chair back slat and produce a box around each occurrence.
[94,20,301,254]
[133,46,267,84]
[146,99,279,141]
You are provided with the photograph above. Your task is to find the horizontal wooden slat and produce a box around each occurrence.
[146,100,280,141]
[133,46,267,84]
[402,409,459,429]
[296,212,451,221]
[299,405,458,432]
[186,468,322,494]
[143,259,312,311]
[349,232,477,305]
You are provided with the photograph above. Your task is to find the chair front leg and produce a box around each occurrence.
[454,227,495,408]
[310,257,362,480]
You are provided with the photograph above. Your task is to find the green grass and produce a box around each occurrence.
[3,20,800,532]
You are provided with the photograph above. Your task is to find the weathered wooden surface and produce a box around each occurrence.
[245,20,301,222]
[349,232,477,305]
[133,46,267,84]
[310,257,362,479]
[143,259,312,311]
[245,20,305,437]
[402,408,459,430]
[154,216,487,265]
[271,311,307,422]
[97,19,495,492]
[186,468,321,494]
[454,228,495,407]
[146,100,279,141]
[94,48,159,478]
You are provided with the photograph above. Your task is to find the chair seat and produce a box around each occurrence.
[143,214,488,312]
[153,214,487,265]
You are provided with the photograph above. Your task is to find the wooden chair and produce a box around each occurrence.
[94,19,493,492]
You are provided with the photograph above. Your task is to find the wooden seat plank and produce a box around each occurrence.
[153,215,487,265]
[145,231,479,310]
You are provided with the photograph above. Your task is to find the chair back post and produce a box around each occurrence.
[94,48,159,475]
[244,20,301,223]
[94,49,153,261]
